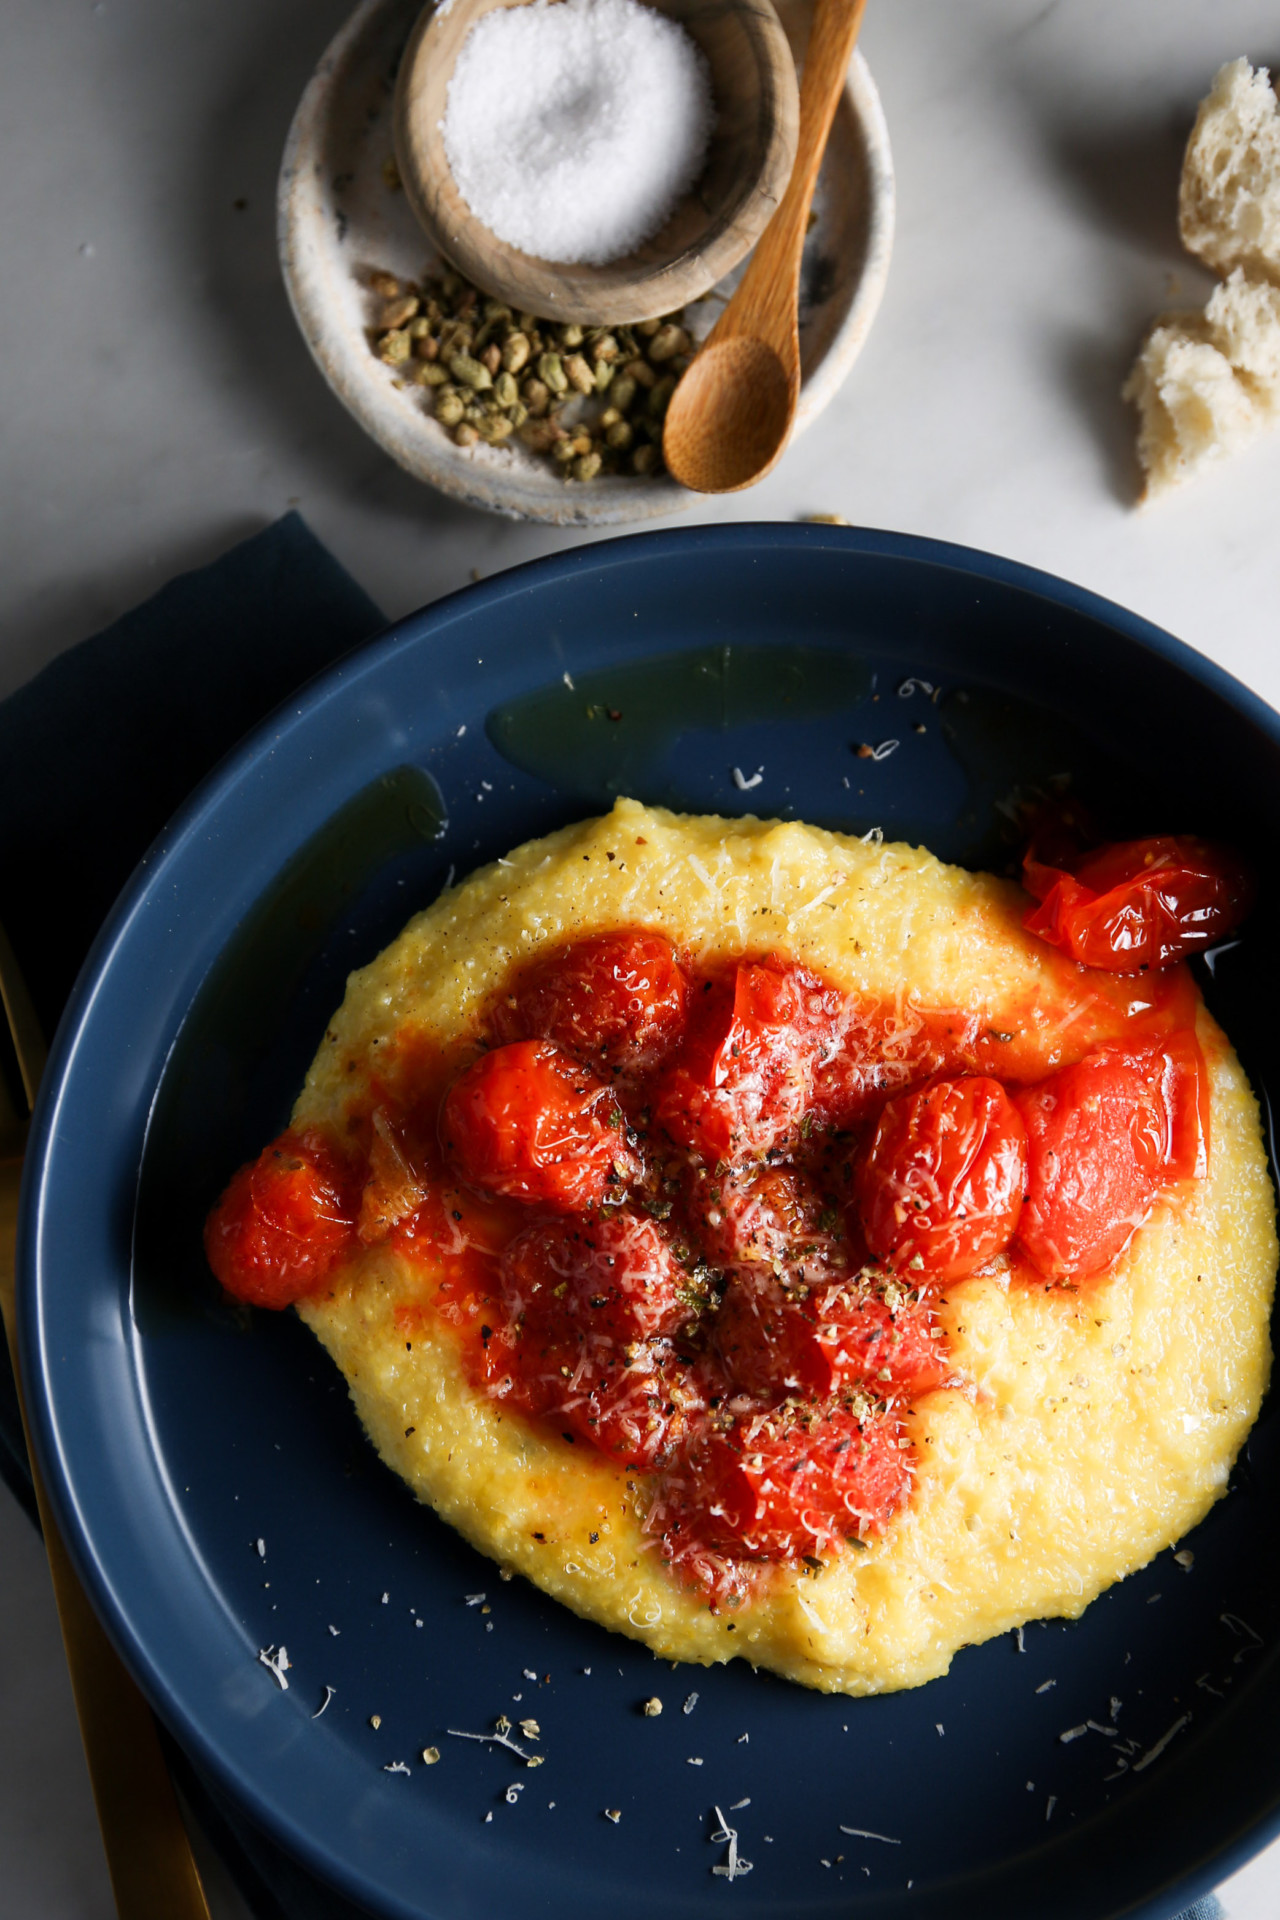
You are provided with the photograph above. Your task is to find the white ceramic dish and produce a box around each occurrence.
[277,0,895,525]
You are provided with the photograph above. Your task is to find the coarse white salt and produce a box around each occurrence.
[442,0,713,265]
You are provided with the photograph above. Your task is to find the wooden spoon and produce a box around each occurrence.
[663,0,869,492]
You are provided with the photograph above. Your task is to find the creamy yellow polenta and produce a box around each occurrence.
[293,800,1276,1696]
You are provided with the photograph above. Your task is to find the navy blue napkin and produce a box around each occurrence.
[0,513,384,1919]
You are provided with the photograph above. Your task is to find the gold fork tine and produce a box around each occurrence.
[0,922,210,1920]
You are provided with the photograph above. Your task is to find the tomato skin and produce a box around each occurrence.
[1023,836,1253,972]
[440,1041,631,1210]
[651,957,837,1162]
[501,1212,689,1346]
[496,931,689,1074]
[1159,1027,1211,1181]
[694,1162,846,1280]
[714,1271,948,1402]
[204,1129,356,1308]
[679,1402,911,1558]
[494,1213,699,1465]
[356,1109,428,1246]
[854,1077,1028,1283]
[1014,1033,1207,1281]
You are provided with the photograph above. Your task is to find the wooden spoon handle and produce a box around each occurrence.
[713,0,869,355]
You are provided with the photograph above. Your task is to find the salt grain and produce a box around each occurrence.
[442,0,713,265]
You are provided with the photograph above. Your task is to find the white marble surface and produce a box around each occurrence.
[3,1,1280,1914]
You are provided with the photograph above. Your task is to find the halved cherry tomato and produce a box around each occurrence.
[677,1401,911,1558]
[713,1270,948,1402]
[496,930,689,1074]
[1014,1032,1207,1281]
[651,957,837,1162]
[1023,836,1253,972]
[440,1040,632,1210]
[204,1129,356,1308]
[854,1076,1027,1283]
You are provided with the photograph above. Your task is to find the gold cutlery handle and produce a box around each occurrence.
[1,912,210,1920]
[0,920,46,1107]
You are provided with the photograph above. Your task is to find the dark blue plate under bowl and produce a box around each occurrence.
[19,525,1280,1920]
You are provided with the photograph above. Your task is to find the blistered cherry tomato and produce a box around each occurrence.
[652,957,837,1162]
[694,1163,844,1279]
[496,1213,699,1465]
[1014,1032,1207,1281]
[854,1076,1027,1283]
[497,931,689,1073]
[808,998,954,1133]
[204,1129,355,1308]
[1022,836,1253,972]
[678,1402,911,1559]
[440,1040,631,1210]
[502,1211,689,1345]
[525,1334,703,1469]
[714,1270,948,1402]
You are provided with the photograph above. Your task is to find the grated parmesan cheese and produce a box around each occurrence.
[1131,1712,1191,1773]
[710,1807,753,1880]
[257,1645,291,1691]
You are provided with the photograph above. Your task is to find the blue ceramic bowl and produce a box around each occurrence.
[19,525,1280,1920]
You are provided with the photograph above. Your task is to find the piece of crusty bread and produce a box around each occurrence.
[1123,269,1280,496]
[1180,58,1280,283]
[1124,310,1265,497]
[1125,60,1280,498]
[1206,264,1280,381]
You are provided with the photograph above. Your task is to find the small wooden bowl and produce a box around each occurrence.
[392,0,800,325]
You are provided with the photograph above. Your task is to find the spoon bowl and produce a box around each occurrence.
[662,337,795,492]
[393,0,799,325]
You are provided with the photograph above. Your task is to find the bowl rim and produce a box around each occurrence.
[391,0,801,325]
[21,521,1280,1920]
